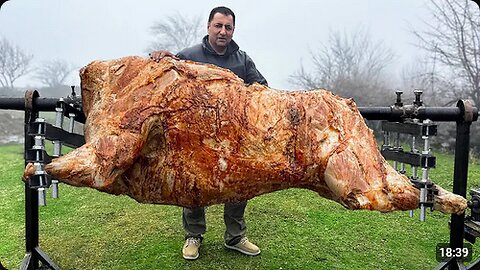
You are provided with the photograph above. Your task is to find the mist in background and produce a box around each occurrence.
[0,0,431,90]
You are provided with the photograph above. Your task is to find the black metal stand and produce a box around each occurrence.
[359,99,479,270]
[19,91,61,270]
[0,90,85,270]
[439,101,476,270]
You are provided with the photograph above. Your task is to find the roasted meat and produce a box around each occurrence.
[25,56,466,214]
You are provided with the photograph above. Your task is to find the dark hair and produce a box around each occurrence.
[208,6,235,26]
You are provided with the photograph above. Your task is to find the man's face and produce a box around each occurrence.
[207,12,234,54]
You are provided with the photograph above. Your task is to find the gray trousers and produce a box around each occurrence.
[182,201,247,245]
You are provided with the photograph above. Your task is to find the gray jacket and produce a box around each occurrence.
[176,35,268,86]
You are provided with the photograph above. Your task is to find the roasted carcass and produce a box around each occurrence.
[24,56,466,214]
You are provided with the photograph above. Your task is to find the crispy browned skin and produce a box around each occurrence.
[26,56,466,214]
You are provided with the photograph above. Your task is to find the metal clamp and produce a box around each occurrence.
[51,100,65,199]
[27,117,52,206]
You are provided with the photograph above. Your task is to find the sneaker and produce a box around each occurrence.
[182,237,201,260]
[224,237,261,256]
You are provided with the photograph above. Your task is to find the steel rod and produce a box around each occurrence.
[0,97,59,111]
[0,96,86,124]
[2,97,477,123]
[358,106,478,122]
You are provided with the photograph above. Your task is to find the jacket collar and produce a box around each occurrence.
[202,35,239,57]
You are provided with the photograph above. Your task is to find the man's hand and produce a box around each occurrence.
[149,50,179,62]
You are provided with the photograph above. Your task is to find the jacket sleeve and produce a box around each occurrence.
[176,52,187,60]
[244,55,268,86]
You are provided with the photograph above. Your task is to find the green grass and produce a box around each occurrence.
[1,143,480,270]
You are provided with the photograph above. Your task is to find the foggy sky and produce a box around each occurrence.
[0,0,435,90]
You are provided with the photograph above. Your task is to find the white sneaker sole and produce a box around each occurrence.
[224,243,261,256]
[183,253,199,260]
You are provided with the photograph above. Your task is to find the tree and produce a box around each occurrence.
[410,0,480,154]
[412,0,480,106]
[289,29,395,106]
[400,53,462,107]
[35,59,75,87]
[146,13,204,54]
[0,37,33,89]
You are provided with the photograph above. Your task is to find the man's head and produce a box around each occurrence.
[207,6,235,55]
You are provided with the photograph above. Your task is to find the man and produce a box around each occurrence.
[150,6,267,260]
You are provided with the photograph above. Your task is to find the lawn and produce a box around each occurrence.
[1,143,480,270]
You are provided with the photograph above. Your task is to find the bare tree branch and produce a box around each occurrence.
[145,13,204,54]
[0,37,33,89]
[412,0,480,106]
[289,29,395,106]
[35,59,76,87]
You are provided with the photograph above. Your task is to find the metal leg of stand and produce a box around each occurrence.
[19,248,60,270]
[19,252,33,270]
[22,90,61,270]
[435,257,468,270]
[445,101,474,270]
[467,258,480,270]
[450,120,470,249]
[35,247,61,270]
[24,92,40,270]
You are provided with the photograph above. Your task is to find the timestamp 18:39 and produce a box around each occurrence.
[436,243,473,262]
